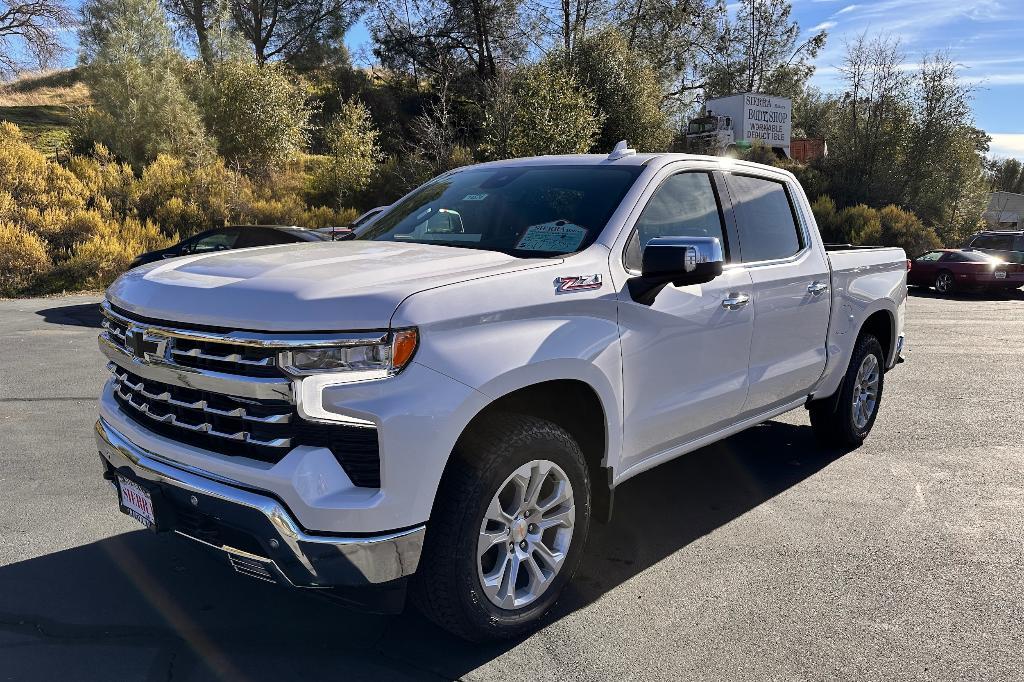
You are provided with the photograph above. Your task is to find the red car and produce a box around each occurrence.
[909,248,1024,294]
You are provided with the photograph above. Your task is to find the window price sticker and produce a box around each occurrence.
[515,221,587,253]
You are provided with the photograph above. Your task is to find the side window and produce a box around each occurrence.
[623,172,726,271]
[728,174,803,263]
[916,251,943,262]
[235,228,292,248]
[970,236,994,249]
[188,230,238,253]
[941,252,964,262]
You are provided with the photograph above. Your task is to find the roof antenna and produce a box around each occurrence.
[607,140,636,161]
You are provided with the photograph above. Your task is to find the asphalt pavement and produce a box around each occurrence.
[1,289,1022,681]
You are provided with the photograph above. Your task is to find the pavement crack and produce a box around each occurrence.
[0,611,179,647]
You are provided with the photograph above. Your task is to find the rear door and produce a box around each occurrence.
[724,172,831,416]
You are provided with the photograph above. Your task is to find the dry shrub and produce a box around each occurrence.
[138,154,245,236]
[59,217,175,289]
[0,222,52,296]
[0,122,89,217]
[66,145,140,218]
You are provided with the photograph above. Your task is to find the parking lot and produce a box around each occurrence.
[1,289,1022,681]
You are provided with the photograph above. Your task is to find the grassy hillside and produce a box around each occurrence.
[0,69,90,157]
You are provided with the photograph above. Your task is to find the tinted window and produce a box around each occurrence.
[361,165,641,257]
[624,172,726,270]
[916,251,943,262]
[235,228,297,248]
[972,234,1015,251]
[188,229,239,253]
[728,175,803,263]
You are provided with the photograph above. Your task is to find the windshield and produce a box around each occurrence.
[687,118,718,134]
[359,165,642,257]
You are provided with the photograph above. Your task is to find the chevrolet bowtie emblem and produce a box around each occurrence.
[126,325,166,363]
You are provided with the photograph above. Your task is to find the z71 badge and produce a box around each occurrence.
[555,274,603,293]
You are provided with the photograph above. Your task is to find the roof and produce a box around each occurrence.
[463,152,791,177]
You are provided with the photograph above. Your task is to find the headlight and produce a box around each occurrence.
[279,329,418,379]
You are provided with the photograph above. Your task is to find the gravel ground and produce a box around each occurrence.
[1,289,1022,681]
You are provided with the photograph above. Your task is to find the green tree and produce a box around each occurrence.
[190,58,312,175]
[571,29,673,152]
[702,0,826,101]
[986,157,1024,194]
[810,195,840,243]
[835,204,881,245]
[77,0,213,170]
[480,61,602,159]
[821,33,912,208]
[877,204,941,256]
[901,53,990,244]
[314,99,382,206]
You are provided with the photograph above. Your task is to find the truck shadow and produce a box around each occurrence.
[0,420,848,680]
[34,301,104,328]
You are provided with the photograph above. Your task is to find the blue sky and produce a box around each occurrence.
[344,0,1024,160]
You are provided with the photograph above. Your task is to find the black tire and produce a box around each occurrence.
[808,334,885,448]
[411,413,592,641]
[934,270,955,295]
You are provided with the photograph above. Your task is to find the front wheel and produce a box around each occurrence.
[809,334,885,448]
[411,414,591,641]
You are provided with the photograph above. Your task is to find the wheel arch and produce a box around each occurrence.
[447,377,616,523]
[859,308,895,367]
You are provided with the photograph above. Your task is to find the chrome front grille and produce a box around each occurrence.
[101,306,280,378]
[99,301,384,486]
[111,366,298,462]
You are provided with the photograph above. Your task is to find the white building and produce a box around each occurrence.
[983,191,1024,229]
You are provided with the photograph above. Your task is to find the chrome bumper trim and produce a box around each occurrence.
[99,334,294,401]
[95,417,424,586]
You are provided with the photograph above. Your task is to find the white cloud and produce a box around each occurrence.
[836,4,859,14]
[811,21,838,31]
[989,134,1024,161]
[961,73,1024,86]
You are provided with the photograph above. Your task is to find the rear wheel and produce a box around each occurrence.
[934,270,955,295]
[411,414,591,641]
[809,334,885,448]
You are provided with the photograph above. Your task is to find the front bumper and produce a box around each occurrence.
[95,417,425,589]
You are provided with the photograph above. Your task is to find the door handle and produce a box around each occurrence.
[721,293,750,310]
[807,281,829,295]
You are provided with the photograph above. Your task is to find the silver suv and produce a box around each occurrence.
[965,231,1024,264]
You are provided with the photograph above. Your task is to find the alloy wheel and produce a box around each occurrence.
[477,460,575,610]
[851,353,880,430]
[936,272,953,294]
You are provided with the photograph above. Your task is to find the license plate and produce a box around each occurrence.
[995,271,1007,279]
[118,475,156,529]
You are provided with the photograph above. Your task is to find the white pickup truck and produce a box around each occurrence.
[94,149,907,641]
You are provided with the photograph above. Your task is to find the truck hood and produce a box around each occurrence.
[107,241,555,331]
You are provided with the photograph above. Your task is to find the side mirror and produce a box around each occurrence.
[629,236,724,305]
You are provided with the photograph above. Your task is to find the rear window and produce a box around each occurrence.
[972,234,1016,251]
[727,175,804,263]
[950,250,1001,263]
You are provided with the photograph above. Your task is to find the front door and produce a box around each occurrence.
[616,171,755,470]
